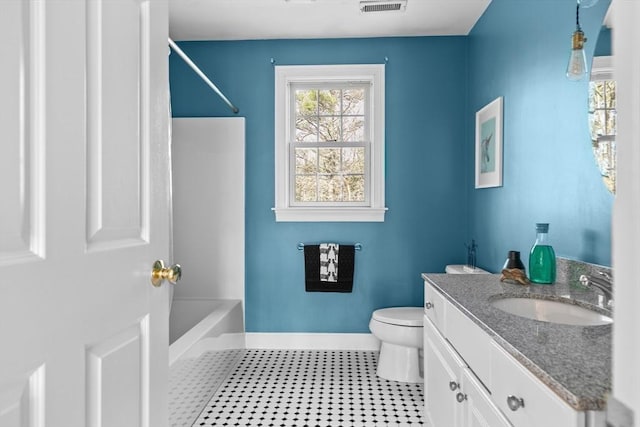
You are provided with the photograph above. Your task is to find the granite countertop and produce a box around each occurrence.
[421,272,612,412]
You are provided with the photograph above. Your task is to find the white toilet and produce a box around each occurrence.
[369,264,489,383]
[369,307,424,383]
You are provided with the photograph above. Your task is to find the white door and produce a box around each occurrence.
[612,0,640,422]
[0,1,171,426]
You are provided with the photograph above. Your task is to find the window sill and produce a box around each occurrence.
[272,207,387,222]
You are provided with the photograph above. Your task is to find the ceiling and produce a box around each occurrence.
[169,0,492,41]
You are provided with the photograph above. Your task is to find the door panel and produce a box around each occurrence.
[0,0,44,263]
[86,319,148,427]
[0,366,45,427]
[86,0,148,249]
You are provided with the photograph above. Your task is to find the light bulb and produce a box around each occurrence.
[566,48,588,81]
[566,30,588,81]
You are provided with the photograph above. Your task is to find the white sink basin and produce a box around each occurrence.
[491,297,612,326]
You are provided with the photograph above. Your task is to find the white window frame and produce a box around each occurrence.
[273,64,387,222]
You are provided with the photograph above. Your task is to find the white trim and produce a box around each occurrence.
[172,333,247,363]
[274,64,386,222]
[245,332,381,351]
[591,55,613,81]
[272,206,387,222]
[168,299,243,365]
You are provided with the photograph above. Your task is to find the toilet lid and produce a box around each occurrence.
[372,307,423,327]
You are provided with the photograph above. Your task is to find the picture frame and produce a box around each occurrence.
[475,96,503,189]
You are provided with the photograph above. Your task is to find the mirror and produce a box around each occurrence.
[588,6,616,194]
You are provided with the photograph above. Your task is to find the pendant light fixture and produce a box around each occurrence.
[578,0,598,8]
[566,2,588,81]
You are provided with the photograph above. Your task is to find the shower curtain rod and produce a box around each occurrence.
[168,38,239,114]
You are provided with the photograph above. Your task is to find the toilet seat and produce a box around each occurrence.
[372,307,423,327]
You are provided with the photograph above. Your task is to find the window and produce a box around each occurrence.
[589,56,616,193]
[292,84,368,205]
[274,65,386,222]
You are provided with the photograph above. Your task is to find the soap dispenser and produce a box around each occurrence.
[528,223,556,284]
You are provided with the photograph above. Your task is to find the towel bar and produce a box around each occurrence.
[297,242,362,251]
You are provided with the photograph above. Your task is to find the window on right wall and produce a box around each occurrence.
[589,56,616,194]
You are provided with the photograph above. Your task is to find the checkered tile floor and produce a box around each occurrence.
[170,349,424,426]
[170,349,245,426]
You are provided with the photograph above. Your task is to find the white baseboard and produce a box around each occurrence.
[245,332,380,351]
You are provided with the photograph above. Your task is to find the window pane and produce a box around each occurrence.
[319,175,343,202]
[606,81,616,109]
[296,89,317,116]
[318,89,341,115]
[589,110,606,141]
[591,82,605,109]
[319,117,340,142]
[295,116,318,142]
[342,117,365,142]
[344,175,365,202]
[342,147,365,174]
[606,110,617,135]
[588,83,597,112]
[343,89,365,115]
[295,148,317,174]
[295,175,317,202]
[319,148,341,174]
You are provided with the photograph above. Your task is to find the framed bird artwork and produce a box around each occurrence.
[475,96,503,188]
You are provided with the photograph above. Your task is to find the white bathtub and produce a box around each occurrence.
[169,298,244,366]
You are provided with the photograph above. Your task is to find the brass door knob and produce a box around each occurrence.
[151,260,182,287]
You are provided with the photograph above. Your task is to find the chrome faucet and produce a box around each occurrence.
[579,271,613,308]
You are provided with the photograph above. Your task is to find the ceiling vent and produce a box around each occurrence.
[359,0,407,13]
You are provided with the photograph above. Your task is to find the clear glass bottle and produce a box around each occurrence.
[529,223,556,284]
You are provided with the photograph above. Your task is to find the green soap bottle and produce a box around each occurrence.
[528,223,556,284]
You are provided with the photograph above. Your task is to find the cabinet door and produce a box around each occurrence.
[424,316,465,427]
[461,368,512,427]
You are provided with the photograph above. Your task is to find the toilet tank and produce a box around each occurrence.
[445,264,490,274]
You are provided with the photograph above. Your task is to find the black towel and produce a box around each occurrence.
[304,244,355,293]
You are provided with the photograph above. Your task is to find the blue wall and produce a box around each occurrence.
[595,26,612,57]
[169,0,614,332]
[467,0,613,272]
[170,37,470,332]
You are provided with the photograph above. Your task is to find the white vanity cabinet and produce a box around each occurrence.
[424,279,586,427]
[424,316,511,427]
